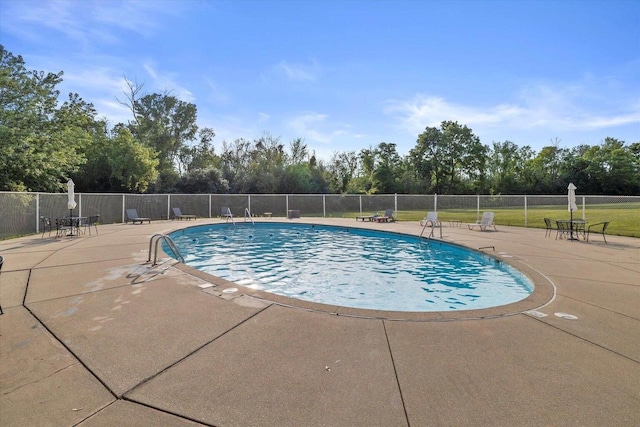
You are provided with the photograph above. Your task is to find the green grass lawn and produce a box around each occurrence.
[341,204,640,238]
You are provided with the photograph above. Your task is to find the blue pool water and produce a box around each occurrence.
[168,223,533,312]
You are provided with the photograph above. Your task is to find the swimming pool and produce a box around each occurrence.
[168,223,533,312]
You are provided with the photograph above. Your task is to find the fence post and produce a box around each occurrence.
[167,194,171,220]
[248,194,251,215]
[477,195,480,220]
[122,194,125,223]
[582,196,585,220]
[286,194,289,213]
[359,195,362,214]
[394,193,398,219]
[524,194,528,228]
[209,194,212,218]
[36,192,40,233]
[434,193,438,212]
[323,194,326,218]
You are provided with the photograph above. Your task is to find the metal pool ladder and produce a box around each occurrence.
[148,233,185,265]
[244,208,255,224]
[419,220,441,241]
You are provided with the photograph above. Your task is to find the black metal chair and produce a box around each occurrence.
[83,214,100,235]
[55,218,72,238]
[555,220,569,240]
[587,221,610,243]
[40,216,53,237]
[543,218,554,238]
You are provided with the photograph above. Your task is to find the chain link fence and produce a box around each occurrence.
[1,191,638,239]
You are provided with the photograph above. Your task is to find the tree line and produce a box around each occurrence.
[2,45,639,196]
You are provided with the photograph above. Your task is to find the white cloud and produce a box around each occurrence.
[2,0,184,45]
[273,60,319,82]
[204,78,230,104]
[143,62,194,102]
[386,78,640,140]
[286,112,347,144]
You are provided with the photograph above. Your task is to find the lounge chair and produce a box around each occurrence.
[420,211,442,238]
[126,209,151,224]
[420,211,441,227]
[221,207,234,222]
[468,212,497,231]
[356,212,380,221]
[172,207,196,221]
[587,221,610,243]
[373,209,395,223]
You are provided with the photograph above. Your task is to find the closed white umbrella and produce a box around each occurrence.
[67,179,77,211]
[568,182,578,240]
[66,179,77,236]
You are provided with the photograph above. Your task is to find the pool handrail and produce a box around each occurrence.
[244,208,254,224]
[148,233,185,265]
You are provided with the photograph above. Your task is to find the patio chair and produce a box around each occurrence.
[543,218,554,238]
[420,211,442,238]
[554,220,570,240]
[221,207,233,221]
[83,214,100,235]
[40,216,53,237]
[172,207,196,221]
[356,212,380,221]
[126,209,151,224]
[468,212,497,231]
[587,221,610,243]
[420,211,441,227]
[374,209,395,223]
[54,218,73,237]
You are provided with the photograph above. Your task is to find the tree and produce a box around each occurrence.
[173,167,229,194]
[487,141,533,194]
[522,142,567,194]
[220,138,254,193]
[372,142,403,193]
[410,121,487,194]
[288,137,308,165]
[178,127,220,173]
[327,150,359,193]
[106,127,159,192]
[580,138,640,194]
[0,45,89,191]
[129,92,198,177]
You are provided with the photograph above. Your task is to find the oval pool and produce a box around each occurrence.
[167,223,533,312]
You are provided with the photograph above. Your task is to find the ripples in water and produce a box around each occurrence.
[169,223,532,312]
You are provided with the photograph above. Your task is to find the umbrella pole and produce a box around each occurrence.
[570,209,573,240]
[68,208,74,236]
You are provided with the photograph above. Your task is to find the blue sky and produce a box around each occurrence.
[1,0,639,160]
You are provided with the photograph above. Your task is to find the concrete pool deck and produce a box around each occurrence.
[1,218,638,426]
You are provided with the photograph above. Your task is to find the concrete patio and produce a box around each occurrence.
[1,218,638,426]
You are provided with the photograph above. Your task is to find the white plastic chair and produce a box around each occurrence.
[468,212,497,231]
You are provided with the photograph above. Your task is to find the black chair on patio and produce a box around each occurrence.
[543,218,554,238]
[55,218,73,238]
[40,216,53,237]
[172,208,196,221]
[126,209,151,224]
[83,214,100,235]
[587,221,610,243]
[554,220,570,240]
